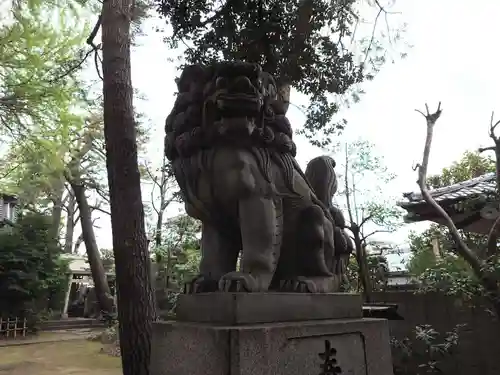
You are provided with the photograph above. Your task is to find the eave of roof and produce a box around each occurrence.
[397,172,496,209]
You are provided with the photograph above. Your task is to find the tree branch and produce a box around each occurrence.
[415,102,484,275]
[478,146,496,153]
[359,214,373,228]
[488,111,500,141]
[90,205,111,216]
[484,111,500,257]
[486,215,500,257]
[361,229,392,243]
[49,13,103,83]
[344,144,355,228]
[145,164,160,215]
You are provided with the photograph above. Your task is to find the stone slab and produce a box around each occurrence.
[150,318,393,375]
[175,293,363,324]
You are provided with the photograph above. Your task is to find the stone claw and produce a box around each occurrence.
[276,277,322,293]
[183,275,218,294]
[218,271,265,292]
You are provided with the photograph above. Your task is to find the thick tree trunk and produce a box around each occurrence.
[71,181,114,313]
[64,190,76,254]
[102,1,155,374]
[50,181,65,243]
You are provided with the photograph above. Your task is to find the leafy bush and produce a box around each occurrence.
[0,213,68,318]
[391,324,465,375]
[342,254,389,292]
[415,256,500,308]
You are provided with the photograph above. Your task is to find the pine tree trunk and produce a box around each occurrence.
[101,1,155,374]
[71,181,114,313]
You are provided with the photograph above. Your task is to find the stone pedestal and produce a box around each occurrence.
[151,293,393,375]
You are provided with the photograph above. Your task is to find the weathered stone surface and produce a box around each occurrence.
[176,292,363,324]
[165,61,354,294]
[150,318,393,375]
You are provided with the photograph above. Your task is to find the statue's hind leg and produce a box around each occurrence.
[280,204,336,293]
[218,197,282,292]
[185,222,240,293]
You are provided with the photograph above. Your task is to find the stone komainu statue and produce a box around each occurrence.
[164,61,353,293]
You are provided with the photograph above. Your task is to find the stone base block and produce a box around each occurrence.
[151,318,393,375]
[176,292,363,324]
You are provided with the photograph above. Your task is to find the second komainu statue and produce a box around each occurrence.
[164,61,353,293]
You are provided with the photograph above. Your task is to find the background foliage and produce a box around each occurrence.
[0,213,69,317]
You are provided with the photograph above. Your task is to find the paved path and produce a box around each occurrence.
[0,328,104,347]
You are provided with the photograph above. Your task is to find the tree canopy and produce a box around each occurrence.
[155,0,404,145]
[0,1,90,138]
[0,213,68,318]
[427,150,495,189]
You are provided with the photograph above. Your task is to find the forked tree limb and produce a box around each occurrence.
[415,104,500,316]
[477,111,500,257]
[414,102,484,274]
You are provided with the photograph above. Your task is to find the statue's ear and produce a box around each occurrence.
[331,159,336,168]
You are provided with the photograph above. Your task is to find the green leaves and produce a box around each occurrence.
[154,214,201,288]
[335,139,402,239]
[407,224,499,300]
[0,213,68,316]
[0,0,90,137]
[155,0,399,145]
[427,151,495,189]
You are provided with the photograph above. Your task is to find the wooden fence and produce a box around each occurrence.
[0,317,27,338]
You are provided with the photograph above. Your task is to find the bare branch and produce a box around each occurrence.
[49,13,103,83]
[414,102,484,275]
[90,205,111,216]
[73,213,81,226]
[361,229,392,243]
[359,214,374,228]
[145,164,160,215]
[486,215,500,257]
[479,146,496,153]
[344,144,355,228]
[489,111,500,141]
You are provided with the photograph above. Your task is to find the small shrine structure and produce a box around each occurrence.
[60,254,115,318]
[397,172,497,234]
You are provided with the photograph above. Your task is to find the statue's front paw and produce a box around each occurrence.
[278,276,339,293]
[279,278,318,293]
[218,272,261,292]
[184,275,218,294]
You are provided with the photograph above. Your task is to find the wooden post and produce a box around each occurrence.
[61,272,74,319]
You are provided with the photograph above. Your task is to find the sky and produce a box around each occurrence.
[89,0,500,270]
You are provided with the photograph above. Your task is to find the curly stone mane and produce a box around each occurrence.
[164,63,307,217]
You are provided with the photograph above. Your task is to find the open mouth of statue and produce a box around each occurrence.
[215,94,262,119]
[212,94,262,136]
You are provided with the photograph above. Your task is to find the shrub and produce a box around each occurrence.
[391,323,465,375]
[0,213,68,320]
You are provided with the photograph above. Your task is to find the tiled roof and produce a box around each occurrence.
[398,172,496,207]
